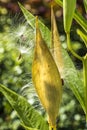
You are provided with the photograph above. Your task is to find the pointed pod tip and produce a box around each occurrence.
[35,16,42,45]
[48,0,56,8]
[36,16,39,30]
[51,3,53,8]
[36,16,38,21]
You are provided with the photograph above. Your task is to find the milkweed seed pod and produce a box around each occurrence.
[63,0,76,33]
[32,17,62,127]
[51,5,64,78]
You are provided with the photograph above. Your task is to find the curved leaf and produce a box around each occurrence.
[0,84,49,130]
[18,2,51,47]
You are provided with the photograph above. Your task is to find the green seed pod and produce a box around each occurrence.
[63,0,76,33]
[32,17,62,127]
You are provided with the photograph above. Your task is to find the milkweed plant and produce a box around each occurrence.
[0,0,87,130]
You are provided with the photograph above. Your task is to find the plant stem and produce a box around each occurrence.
[83,54,87,122]
[67,33,83,61]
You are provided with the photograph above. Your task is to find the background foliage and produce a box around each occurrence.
[0,0,86,129]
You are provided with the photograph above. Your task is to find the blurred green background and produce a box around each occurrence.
[0,0,87,130]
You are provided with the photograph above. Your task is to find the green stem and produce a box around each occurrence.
[67,33,83,61]
[83,54,87,122]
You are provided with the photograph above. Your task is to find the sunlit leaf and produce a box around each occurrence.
[0,84,49,130]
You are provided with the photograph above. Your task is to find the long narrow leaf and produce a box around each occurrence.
[18,2,51,46]
[55,0,87,33]
[0,84,49,130]
[63,0,76,33]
